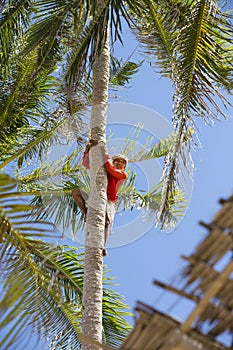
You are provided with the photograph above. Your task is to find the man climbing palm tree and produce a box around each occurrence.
[72,139,127,256]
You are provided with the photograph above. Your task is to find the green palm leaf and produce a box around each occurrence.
[129,0,232,226]
[117,172,186,231]
[0,236,82,349]
[21,1,78,73]
[109,55,142,88]
[127,0,177,78]
[0,0,34,74]
[17,150,89,235]
[0,174,58,242]
[64,1,111,87]
[0,51,56,145]
[158,0,233,226]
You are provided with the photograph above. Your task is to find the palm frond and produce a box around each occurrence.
[126,0,178,78]
[109,54,142,88]
[0,123,57,169]
[19,149,84,187]
[21,1,73,73]
[0,108,88,170]
[16,152,90,236]
[116,170,186,231]
[0,0,34,74]
[144,0,233,227]
[173,0,233,124]
[30,188,85,238]
[0,51,56,145]
[116,121,193,164]
[108,0,130,44]
[0,173,59,242]
[0,236,83,349]
[64,1,111,87]
[18,121,192,234]
[127,127,194,162]
[142,182,186,231]
[102,286,132,347]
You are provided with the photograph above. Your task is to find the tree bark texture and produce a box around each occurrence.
[82,14,110,350]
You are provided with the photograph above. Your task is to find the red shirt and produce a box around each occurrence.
[82,152,127,203]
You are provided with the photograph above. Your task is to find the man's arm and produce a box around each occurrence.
[104,154,127,180]
[82,139,98,169]
[82,151,90,169]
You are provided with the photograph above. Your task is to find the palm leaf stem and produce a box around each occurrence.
[0,189,73,199]
[180,0,206,115]
[18,164,82,185]
[144,0,173,61]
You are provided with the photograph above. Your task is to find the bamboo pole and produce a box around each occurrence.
[181,260,233,333]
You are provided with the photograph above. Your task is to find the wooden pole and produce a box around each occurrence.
[181,260,233,333]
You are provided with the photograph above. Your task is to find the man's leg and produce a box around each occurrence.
[102,201,115,257]
[102,215,110,257]
[72,189,87,220]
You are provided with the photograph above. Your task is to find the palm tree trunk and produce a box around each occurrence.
[82,13,110,350]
